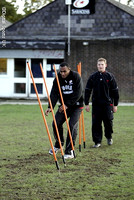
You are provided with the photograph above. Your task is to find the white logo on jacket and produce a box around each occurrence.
[62,80,73,94]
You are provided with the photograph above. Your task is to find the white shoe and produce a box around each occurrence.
[107,139,113,145]
[49,147,60,155]
[93,143,101,148]
[64,150,74,159]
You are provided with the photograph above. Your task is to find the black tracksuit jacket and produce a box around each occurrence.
[49,70,83,109]
[85,71,119,106]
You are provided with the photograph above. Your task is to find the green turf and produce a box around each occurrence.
[0,105,134,200]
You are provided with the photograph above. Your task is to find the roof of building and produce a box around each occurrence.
[107,0,134,16]
[0,39,65,50]
[0,0,134,49]
[0,17,12,31]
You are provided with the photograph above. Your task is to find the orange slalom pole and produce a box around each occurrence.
[79,114,82,152]
[77,62,81,76]
[77,62,86,149]
[77,62,82,151]
[27,62,59,170]
[39,63,65,165]
[82,111,86,148]
[53,64,76,158]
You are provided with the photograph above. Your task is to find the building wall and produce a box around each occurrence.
[66,39,134,102]
[0,41,134,101]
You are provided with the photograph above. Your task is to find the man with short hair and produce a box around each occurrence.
[85,58,119,148]
[45,62,83,158]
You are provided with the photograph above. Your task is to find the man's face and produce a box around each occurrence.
[60,66,70,79]
[97,61,107,73]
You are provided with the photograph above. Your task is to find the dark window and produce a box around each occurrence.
[31,83,43,94]
[14,83,26,93]
[14,59,26,77]
[31,59,43,78]
[46,59,64,78]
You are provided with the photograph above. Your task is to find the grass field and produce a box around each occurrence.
[0,104,134,200]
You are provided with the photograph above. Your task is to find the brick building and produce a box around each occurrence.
[0,0,134,101]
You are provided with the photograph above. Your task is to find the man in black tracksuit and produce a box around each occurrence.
[45,62,83,159]
[85,58,119,148]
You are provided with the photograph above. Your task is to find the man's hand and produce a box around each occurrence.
[85,105,90,112]
[45,108,51,116]
[59,105,68,113]
[113,106,118,113]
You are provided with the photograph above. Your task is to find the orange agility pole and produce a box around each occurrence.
[77,62,82,152]
[77,62,81,76]
[79,114,82,152]
[77,62,86,149]
[39,63,65,165]
[53,64,76,158]
[82,111,86,148]
[27,62,60,170]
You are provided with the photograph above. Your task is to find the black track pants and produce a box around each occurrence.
[52,107,82,154]
[92,105,113,144]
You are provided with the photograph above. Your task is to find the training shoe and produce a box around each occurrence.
[49,146,60,155]
[107,139,113,145]
[93,143,101,148]
[64,150,74,159]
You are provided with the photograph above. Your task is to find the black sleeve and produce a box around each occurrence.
[48,78,59,109]
[71,74,83,105]
[110,75,119,106]
[84,75,93,105]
